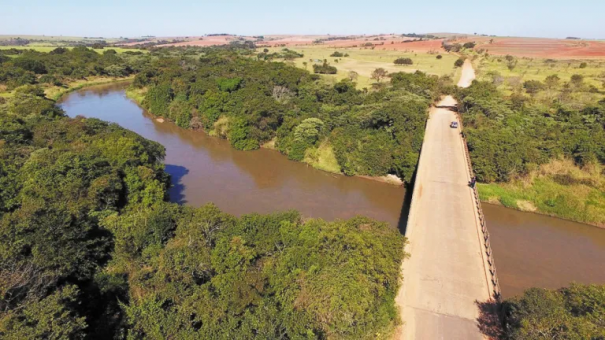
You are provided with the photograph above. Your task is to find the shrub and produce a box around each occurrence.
[330,51,344,57]
[436,55,443,59]
[523,80,545,94]
[579,62,588,69]
[394,57,413,65]
[454,58,465,68]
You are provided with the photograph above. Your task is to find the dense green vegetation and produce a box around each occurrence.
[500,284,605,339]
[0,84,405,339]
[0,46,149,90]
[133,49,448,182]
[457,75,605,225]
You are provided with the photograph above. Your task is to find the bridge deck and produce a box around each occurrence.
[395,96,491,339]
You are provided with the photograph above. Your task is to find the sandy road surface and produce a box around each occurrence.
[457,60,475,88]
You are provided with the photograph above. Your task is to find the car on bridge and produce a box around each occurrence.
[450,121,459,128]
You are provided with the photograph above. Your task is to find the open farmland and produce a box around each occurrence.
[261,46,461,88]
[457,36,605,59]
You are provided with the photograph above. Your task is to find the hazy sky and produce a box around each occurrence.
[2,0,604,39]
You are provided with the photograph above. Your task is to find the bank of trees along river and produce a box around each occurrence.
[134,47,451,182]
[1,46,605,339]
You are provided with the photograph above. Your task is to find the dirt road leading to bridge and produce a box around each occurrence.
[457,59,476,88]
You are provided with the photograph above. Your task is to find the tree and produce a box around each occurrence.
[579,62,588,69]
[463,42,476,49]
[502,284,605,340]
[523,80,545,94]
[454,58,465,68]
[371,68,388,82]
[347,70,359,82]
[544,74,560,89]
[571,74,584,86]
[436,55,443,59]
[394,57,413,65]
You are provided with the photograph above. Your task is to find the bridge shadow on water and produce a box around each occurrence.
[396,167,417,236]
[165,164,189,205]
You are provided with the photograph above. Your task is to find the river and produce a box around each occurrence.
[60,83,605,298]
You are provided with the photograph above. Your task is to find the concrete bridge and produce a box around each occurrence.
[395,61,500,339]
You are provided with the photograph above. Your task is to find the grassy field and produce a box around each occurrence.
[0,45,144,54]
[478,159,605,227]
[261,46,462,89]
[474,55,605,88]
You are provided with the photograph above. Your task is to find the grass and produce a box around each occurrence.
[261,46,462,89]
[0,45,145,54]
[303,141,341,174]
[125,87,147,105]
[475,55,605,88]
[478,159,605,227]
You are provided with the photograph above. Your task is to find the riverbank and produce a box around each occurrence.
[478,159,605,228]
[125,85,405,186]
[0,76,134,101]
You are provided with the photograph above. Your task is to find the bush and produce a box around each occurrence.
[454,58,465,68]
[394,57,413,65]
[502,284,605,339]
[330,51,344,57]
[579,62,588,69]
[436,55,443,59]
[523,80,545,94]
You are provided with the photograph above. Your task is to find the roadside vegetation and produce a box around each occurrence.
[457,71,605,226]
[132,46,453,183]
[0,85,405,339]
[481,284,605,339]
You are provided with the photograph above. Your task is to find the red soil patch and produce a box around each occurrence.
[458,37,605,59]
[119,34,605,59]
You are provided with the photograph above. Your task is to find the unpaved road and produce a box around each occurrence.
[395,62,491,339]
[457,59,475,88]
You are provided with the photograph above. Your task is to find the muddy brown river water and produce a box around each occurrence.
[60,84,605,298]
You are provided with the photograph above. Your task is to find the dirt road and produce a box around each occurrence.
[457,59,475,88]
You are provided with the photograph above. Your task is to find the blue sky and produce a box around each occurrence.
[2,0,604,39]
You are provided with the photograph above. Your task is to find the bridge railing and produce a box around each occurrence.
[457,116,502,302]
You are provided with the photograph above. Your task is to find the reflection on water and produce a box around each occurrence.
[60,83,605,298]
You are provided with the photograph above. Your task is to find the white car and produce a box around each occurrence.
[450,121,459,128]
